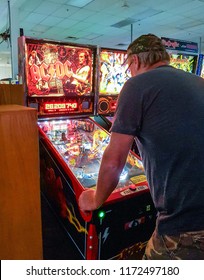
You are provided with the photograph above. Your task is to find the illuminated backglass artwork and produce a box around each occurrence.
[25,41,94,97]
[99,49,131,95]
[169,53,197,73]
[196,54,204,79]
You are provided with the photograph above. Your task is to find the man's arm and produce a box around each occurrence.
[78,132,134,212]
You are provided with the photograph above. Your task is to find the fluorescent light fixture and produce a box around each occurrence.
[111,18,137,28]
[66,0,93,8]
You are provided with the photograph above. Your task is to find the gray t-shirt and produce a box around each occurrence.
[111,65,204,235]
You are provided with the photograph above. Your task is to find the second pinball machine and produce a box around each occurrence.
[18,36,156,260]
[93,47,140,156]
[94,47,130,128]
[196,54,204,78]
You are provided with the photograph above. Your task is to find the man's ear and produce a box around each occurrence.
[133,54,140,70]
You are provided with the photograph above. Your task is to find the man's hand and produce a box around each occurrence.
[78,189,98,213]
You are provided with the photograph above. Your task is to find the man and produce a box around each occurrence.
[69,51,91,95]
[79,34,204,259]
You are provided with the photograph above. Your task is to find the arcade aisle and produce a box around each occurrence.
[19,37,156,261]
[41,194,82,260]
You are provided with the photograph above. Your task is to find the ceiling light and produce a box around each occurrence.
[66,0,93,8]
[122,0,129,8]
[111,18,136,28]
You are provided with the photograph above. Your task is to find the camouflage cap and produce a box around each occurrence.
[128,33,166,54]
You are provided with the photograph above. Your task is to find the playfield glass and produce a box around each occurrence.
[38,118,145,189]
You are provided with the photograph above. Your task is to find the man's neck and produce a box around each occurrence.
[138,61,169,75]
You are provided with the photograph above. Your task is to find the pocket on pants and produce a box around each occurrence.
[145,230,204,260]
[144,230,181,260]
[161,234,182,259]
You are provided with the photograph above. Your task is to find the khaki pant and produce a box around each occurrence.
[143,229,204,260]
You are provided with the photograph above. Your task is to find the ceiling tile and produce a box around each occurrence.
[22,12,48,23]
[40,16,64,26]
[51,5,79,18]
[66,0,94,8]
[1,0,204,54]
[33,1,62,14]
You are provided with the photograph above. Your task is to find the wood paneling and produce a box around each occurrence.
[0,105,42,259]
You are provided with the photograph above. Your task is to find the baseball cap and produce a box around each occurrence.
[128,33,166,54]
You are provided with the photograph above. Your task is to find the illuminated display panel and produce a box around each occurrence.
[196,54,204,78]
[38,118,145,189]
[99,49,131,95]
[25,40,94,97]
[169,53,197,73]
[43,101,78,113]
[200,59,204,79]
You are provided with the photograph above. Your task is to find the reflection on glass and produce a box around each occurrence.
[38,118,145,189]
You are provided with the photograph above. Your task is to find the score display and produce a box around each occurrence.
[18,36,97,116]
[43,101,78,113]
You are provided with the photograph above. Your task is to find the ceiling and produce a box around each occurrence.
[1,0,204,55]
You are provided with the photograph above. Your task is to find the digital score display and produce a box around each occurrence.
[43,101,78,113]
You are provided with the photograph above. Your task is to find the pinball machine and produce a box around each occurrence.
[94,47,130,126]
[161,37,198,73]
[92,47,140,156]
[196,54,204,78]
[18,36,156,260]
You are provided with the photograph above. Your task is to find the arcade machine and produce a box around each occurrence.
[93,48,140,155]
[196,54,204,78]
[94,47,130,129]
[161,37,198,73]
[18,37,156,260]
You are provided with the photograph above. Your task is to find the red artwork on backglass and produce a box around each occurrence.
[26,42,93,97]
